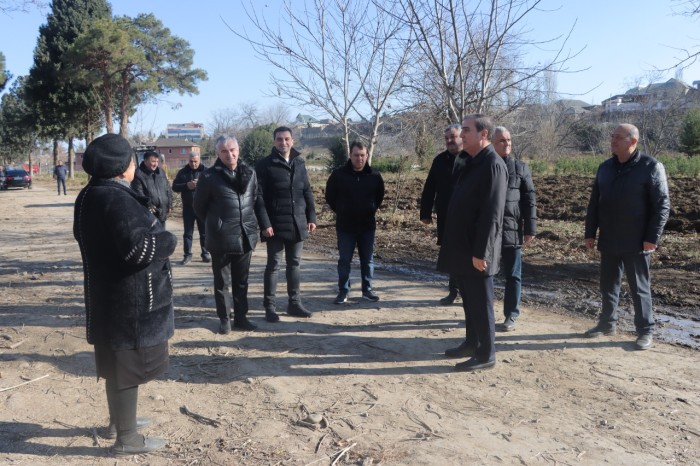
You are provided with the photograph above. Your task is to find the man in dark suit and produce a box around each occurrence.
[437,114,508,372]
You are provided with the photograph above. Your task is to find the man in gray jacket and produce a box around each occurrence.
[584,123,670,350]
[492,127,537,332]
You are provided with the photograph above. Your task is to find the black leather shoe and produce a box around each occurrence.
[103,417,151,439]
[112,435,166,456]
[180,255,192,266]
[362,290,380,302]
[219,319,231,335]
[585,323,616,338]
[439,291,458,305]
[445,341,475,358]
[287,303,312,318]
[265,308,280,322]
[201,253,211,263]
[454,357,496,372]
[233,316,257,331]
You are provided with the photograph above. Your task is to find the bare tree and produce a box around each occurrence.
[231,0,411,160]
[668,1,700,69]
[260,102,291,126]
[389,0,581,123]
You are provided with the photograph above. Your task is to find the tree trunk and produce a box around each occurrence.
[53,139,59,167]
[28,151,33,188]
[67,136,75,179]
[119,71,130,138]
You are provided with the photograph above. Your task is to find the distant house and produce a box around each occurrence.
[153,138,200,171]
[602,78,698,113]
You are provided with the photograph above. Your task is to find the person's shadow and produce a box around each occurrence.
[0,421,108,457]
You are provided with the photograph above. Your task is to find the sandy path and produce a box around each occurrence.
[0,182,698,465]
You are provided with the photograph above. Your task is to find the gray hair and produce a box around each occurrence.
[494,126,510,135]
[189,150,200,159]
[444,124,461,133]
[215,135,238,149]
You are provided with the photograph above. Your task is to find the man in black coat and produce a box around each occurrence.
[584,123,670,350]
[437,114,508,372]
[172,151,209,265]
[492,126,537,332]
[255,126,317,321]
[194,135,264,334]
[131,151,172,226]
[325,141,385,304]
[420,124,463,305]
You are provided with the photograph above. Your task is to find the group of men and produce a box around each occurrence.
[131,118,669,372]
[132,127,384,336]
[420,115,670,372]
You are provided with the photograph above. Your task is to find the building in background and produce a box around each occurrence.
[166,123,205,141]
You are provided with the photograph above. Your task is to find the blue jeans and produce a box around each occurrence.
[501,247,522,318]
[57,177,66,195]
[599,252,654,335]
[337,229,375,293]
[263,237,304,309]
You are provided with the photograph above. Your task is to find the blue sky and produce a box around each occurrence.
[1,0,700,136]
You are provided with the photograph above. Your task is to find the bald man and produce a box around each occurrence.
[584,123,670,350]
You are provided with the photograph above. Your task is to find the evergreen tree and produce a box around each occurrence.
[0,52,10,92]
[0,76,38,164]
[679,108,700,157]
[25,0,112,168]
[240,124,275,165]
[326,137,348,172]
[65,13,207,138]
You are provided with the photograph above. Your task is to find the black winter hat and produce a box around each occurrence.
[82,133,133,178]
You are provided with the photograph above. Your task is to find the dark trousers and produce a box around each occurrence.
[456,274,496,362]
[501,246,522,318]
[337,229,375,293]
[56,177,66,195]
[182,205,207,257]
[211,251,252,321]
[263,237,304,309]
[599,251,654,335]
[448,275,459,294]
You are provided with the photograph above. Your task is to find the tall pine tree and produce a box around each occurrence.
[25,0,111,173]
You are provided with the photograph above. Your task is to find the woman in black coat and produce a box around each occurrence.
[74,133,177,456]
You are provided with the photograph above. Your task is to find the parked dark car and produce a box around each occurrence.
[0,168,6,190]
[4,169,32,189]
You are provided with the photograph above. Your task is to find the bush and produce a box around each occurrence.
[240,123,276,165]
[325,137,347,172]
[371,155,409,173]
[658,154,700,177]
[679,108,700,157]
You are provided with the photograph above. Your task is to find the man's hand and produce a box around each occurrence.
[643,241,657,252]
[187,179,197,190]
[308,223,316,233]
[262,227,274,238]
[472,257,487,272]
[584,238,595,249]
[420,218,432,225]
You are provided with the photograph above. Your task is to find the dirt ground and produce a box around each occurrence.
[1,179,698,465]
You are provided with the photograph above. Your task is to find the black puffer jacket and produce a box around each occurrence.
[325,160,385,233]
[501,156,537,248]
[193,159,263,254]
[172,162,207,208]
[255,147,317,242]
[437,145,508,277]
[131,161,173,222]
[74,179,177,350]
[420,150,457,245]
[585,150,670,255]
